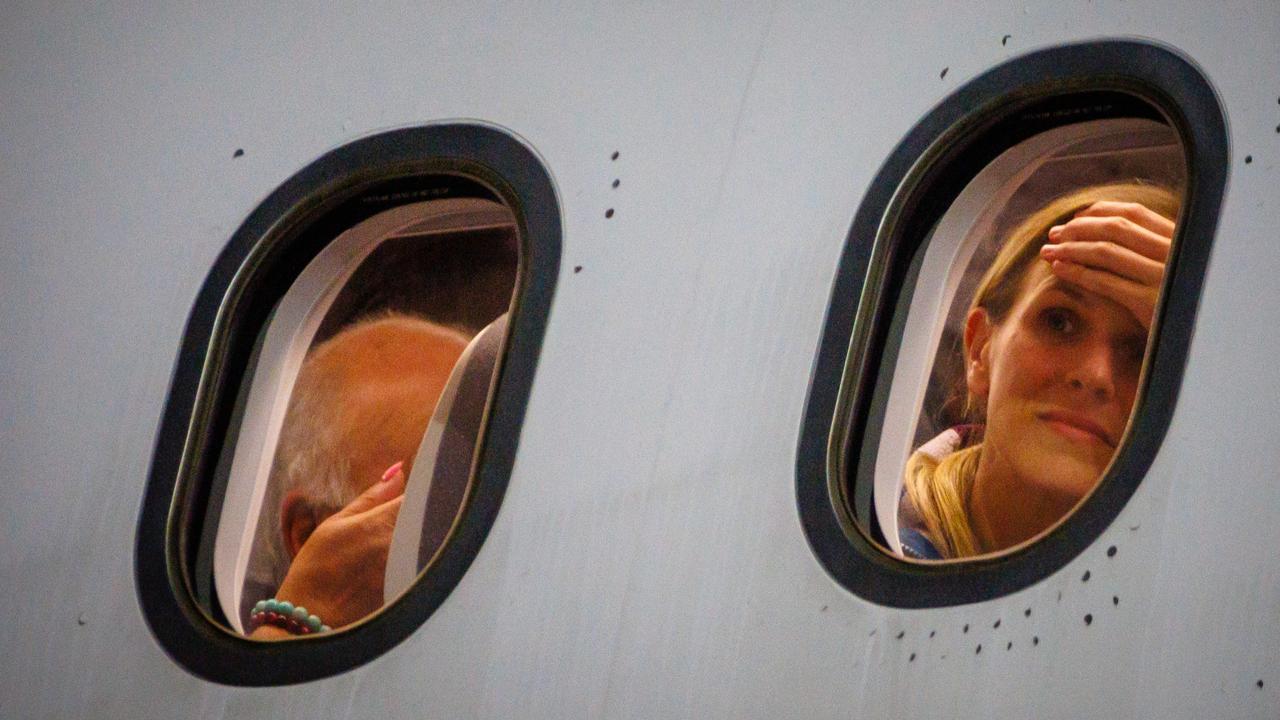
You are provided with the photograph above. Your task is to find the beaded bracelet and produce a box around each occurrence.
[249,598,331,635]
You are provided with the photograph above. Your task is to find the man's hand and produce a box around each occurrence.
[1039,200,1175,332]
[252,462,406,637]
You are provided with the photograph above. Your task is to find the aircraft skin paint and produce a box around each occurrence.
[1,2,1277,718]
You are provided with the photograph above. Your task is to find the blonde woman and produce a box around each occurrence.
[899,183,1180,560]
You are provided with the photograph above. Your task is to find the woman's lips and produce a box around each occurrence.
[1038,410,1116,447]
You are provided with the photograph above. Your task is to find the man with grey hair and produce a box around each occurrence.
[244,313,467,637]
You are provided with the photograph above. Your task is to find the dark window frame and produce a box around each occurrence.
[136,123,560,685]
[797,40,1227,607]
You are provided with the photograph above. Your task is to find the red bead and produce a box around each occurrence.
[247,610,314,636]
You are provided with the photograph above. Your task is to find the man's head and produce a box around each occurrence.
[261,313,468,592]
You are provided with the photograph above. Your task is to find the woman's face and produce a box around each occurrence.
[967,261,1147,503]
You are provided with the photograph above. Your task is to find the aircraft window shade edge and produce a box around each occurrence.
[134,123,561,686]
[796,40,1227,608]
[383,312,509,600]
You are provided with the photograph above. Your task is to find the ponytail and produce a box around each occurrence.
[903,444,982,558]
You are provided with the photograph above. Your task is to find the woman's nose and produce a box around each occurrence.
[1066,341,1117,401]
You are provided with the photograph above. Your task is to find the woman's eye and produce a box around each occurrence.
[1040,307,1079,336]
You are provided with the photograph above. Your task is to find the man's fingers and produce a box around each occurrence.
[1040,241,1164,286]
[334,461,407,518]
[1049,260,1156,330]
[1074,200,1176,238]
[1049,215,1171,263]
[361,494,405,532]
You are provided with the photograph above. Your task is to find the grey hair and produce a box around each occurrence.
[250,381,366,598]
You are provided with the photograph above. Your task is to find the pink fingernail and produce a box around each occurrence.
[381,461,404,482]
[1041,244,1059,254]
[1048,225,1063,237]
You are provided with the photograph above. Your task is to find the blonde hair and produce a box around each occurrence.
[903,183,1181,558]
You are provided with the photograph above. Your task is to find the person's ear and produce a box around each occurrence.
[280,490,319,559]
[964,307,994,400]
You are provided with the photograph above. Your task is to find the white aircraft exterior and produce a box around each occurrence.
[2,2,1277,719]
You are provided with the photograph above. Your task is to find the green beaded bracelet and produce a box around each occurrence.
[250,598,330,634]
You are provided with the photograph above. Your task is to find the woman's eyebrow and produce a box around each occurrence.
[1043,279,1091,304]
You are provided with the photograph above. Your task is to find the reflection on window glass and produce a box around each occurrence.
[876,119,1185,562]
[211,194,517,638]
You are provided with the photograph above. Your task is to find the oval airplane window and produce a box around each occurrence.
[797,41,1227,607]
[136,124,560,684]
[870,118,1185,561]
[214,195,517,637]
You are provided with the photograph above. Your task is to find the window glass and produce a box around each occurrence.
[867,118,1186,561]
[210,193,517,636]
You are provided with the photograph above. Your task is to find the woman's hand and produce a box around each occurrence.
[1039,200,1175,332]
[251,463,406,638]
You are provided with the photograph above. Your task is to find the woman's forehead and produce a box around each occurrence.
[1024,265,1087,303]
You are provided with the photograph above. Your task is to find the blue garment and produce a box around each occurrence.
[899,527,942,560]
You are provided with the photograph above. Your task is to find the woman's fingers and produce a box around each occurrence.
[1048,214,1171,263]
[1074,200,1176,238]
[1048,259,1157,331]
[1040,240,1165,286]
[1040,202,1175,332]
